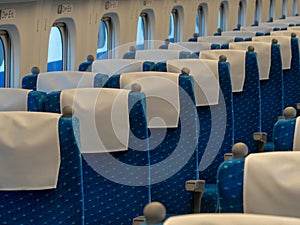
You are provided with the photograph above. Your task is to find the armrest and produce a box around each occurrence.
[224,153,233,160]
[132,216,146,225]
[185,180,205,213]
[253,132,267,152]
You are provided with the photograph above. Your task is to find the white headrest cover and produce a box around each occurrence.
[0,88,31,111]
[37,71,98,93]
[229,41,271,80]
[244,152,300,218]
[120,72,180,128]
[92,59,144,76]
[61,88,130,153]
[0,112,61,190]
[200,49,246,92]
[135,49,180,61]
[167,59,219,106]
[164,213,300,225]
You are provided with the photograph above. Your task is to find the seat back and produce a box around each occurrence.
[0,112,83,224]
[244,152,300,218]
[107,72,199,215]
[92,59,155,75]
[46,88,150,225]
[273,118,296,151]
[22,71,109,91]
[163,214,300,225]
[135,49,191,60]
[0,88,46,111]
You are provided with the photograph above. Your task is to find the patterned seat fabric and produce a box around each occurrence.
[108,74,199,216]
[283,37,300,109]
[0,116,84,224]
[273,118,296,151]
[232,52,261,152]
[217,158,245,212]
[197,61,234,212]
[260,44,284,142]
[46,90,150,225]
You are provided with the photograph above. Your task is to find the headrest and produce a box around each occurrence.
[244,152,300,218]
[197,36,236,44]
[135,49,180,61]
[260,22,289,28]
[222,30,257,38]
[120,72,180,128]
[252,35,292,69]
[0,112,61,190]
[167,59,219,106]
[200,49,246,92]
[164,213,300,225]
[229,41,272,80]
[0,88,31,111]
[91,59,144,76]
[60,88,130,153]
[168,42,211,53]
[241,26,273,33]
[288,26,300,31]
[293,116,300,151]
[37,71,100,93]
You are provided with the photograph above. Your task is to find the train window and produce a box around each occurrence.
[196,4,207,36]
[282,0,287,18]
[0,31,9,87]
[293,0,298,15]
[254,0,261,22]
[218,2,228,31]
[238,1,246,26]
[97,20,108,59]
[169,13,175,42]
[136,11,153,49]
[269,0,275,20]
[136,16,145,50]
[47,26,63,72]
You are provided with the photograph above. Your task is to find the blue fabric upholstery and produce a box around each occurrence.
[217,158,245,212]
[27,91,47,111]
[123,52,135,59]
[197,62,234,213]
[233,52,261,152]
[22,74,38,90]
[45,91,61,113]
[283,38,300,109]
[273,118,296,151]
[78,61,93,71]
[81,92,150,225]
[260,44,284,141]
[108,74,199,215]
[0,117,84,224]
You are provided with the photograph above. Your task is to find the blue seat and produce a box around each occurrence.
[0,88,46,112]
[107,72,199,215]
[0,112,84,224]
[45,88,150,225]
[273,118,296,151]
[22,71,109,91]
[78,61,93,71]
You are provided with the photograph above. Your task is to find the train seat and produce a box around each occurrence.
[135,49,192,60]
[46,87,150,225]
[221,30,264,39]
[0,88,46,112]
[91,59,155,76]
[107,71,199,216]
[270,31,300,109]
[244,151,300,218]
[197,36,243,45]
[163,213,300,225]
[200,49,261,153]
[0,111,83,224]
[78,54,95,72]
[246,38,284,148]
[22,71,109,92]
[168,42,220,57]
